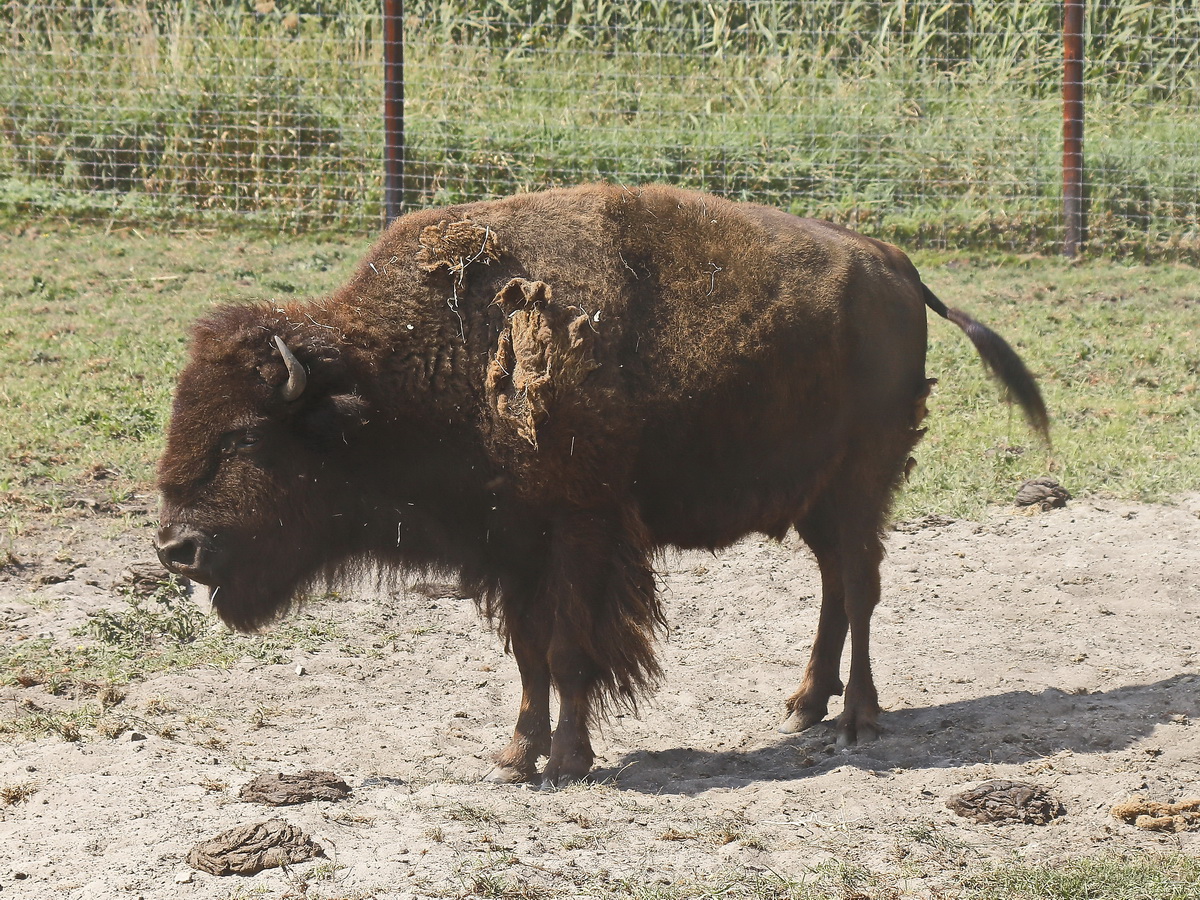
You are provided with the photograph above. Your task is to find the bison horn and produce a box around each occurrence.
[272,335,307,401]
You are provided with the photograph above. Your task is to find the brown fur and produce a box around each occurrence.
[156,184,1048,784]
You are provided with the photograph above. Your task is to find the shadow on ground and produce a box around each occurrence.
[599,674,1199,793]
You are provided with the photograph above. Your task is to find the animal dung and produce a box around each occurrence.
[1015,476,1071,511]
[946,780,1064,825]
[1111,797,1200,832]
[188,818,324,875]
[238,770,351,806]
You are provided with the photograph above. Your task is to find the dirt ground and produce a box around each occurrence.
[2,493,1199,899]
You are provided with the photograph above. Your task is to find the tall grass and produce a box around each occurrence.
[412,0,1197,89]
[1,1,1197,254]
[1,1,379,226]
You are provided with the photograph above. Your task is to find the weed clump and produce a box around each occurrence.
[1,782,37,805]
[85,575,206,648]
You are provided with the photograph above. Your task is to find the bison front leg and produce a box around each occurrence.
[486,622,553,784]
[542,627,599,786]
[539,509,662,787]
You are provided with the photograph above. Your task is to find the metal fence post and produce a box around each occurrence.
[1063,0,1085,257]
[383,0,405,226]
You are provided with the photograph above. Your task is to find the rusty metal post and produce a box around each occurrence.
[383,0,405,226]
[1062,0,1085,257]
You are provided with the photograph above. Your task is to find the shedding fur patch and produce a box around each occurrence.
[486,278,601,448]
[416,218,499,284]
[1112,797,1200,833]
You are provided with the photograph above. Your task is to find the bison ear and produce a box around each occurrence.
[298,392,370,449]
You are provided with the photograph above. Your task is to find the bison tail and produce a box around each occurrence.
[923,285,1050,443]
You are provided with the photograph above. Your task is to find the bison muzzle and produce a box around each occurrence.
[155,184,1048,785]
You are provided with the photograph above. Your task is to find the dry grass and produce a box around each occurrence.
[1,782,37,805]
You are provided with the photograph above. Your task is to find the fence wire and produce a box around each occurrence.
[2,1,1198,255]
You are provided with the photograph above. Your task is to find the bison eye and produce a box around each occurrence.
[220,430,262,456]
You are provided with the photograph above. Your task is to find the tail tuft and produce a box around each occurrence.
[924,286,1050,443]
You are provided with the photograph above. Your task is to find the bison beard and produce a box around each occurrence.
[156,184,1048,785]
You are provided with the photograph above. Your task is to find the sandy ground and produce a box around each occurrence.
[2,494,1199,899]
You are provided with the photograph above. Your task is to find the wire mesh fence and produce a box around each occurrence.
[2,1,1198,255]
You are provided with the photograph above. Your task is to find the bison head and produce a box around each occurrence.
[155,304,371,630]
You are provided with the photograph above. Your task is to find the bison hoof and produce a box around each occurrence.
[777,708,827,734]
[483,764,538,785]
[539,760,592,789]
[539,771,587,790]
[835,718,880,750]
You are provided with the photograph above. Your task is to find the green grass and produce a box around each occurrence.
[431,853,1200,900]
[85,574,207,646]
[964,853,1200,900]
[0,225,1196,522]
[0,223,357,515]
[0,587,363,741]
[901,254,1200,519]
[0,539,364,734]
[1,2,1197,254]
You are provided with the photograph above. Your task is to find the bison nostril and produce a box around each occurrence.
[158,537,200,571]
[155,524,210,577]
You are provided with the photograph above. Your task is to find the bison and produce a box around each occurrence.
[155,184,1047,785]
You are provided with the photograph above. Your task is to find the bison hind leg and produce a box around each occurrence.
[779,499,848,735]
[781,407,922,745]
